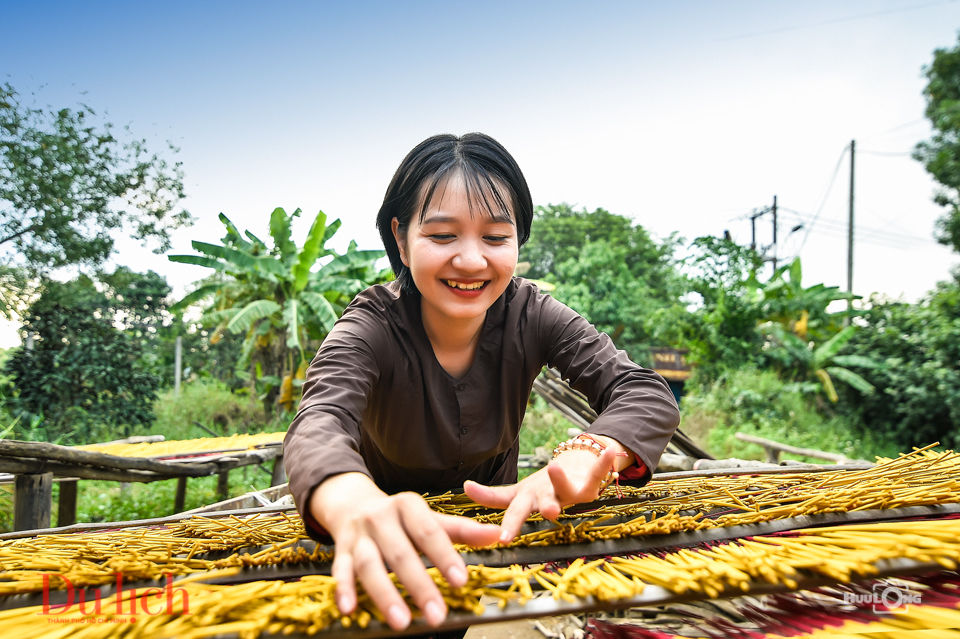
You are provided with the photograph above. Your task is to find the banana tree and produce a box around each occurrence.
[760,322,879,402]
[169,207,388,413]
[749,258,854,343]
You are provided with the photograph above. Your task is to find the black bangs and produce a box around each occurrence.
[376,133,534,295]
[416,164,515,227]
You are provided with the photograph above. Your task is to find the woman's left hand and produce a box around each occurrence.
[463,445,619,544]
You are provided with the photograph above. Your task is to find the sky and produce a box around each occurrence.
[3,0,960,346]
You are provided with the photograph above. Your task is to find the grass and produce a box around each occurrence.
[518,396,575,479]
[63,465,279,525]
[0,458,283,532]
[680,367,901,463]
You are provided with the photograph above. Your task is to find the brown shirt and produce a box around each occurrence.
[285,278,680,528]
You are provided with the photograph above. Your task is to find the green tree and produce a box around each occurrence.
[3,269,169,442]
[753,258,851,344]
[520,204,682,358]
[839,279,960,449]
[0,83,192,274]
[760,323,878,403]
[658,236,766,380]
[520,204,679,299]
[169,208,388,414]
[914,34,960,252]
[548,240,661,362]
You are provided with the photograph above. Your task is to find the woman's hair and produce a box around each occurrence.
[376,133,534,294]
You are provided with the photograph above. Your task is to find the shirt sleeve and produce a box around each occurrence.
[537,291,680,483]
[284,312,384,541]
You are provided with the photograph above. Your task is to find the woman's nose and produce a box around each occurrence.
[454,239,486,271]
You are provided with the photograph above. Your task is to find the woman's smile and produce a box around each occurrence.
[443,279,489,294]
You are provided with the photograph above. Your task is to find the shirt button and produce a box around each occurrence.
[459,461,464,466]
[457,383,466,391]
[460,427,468,435]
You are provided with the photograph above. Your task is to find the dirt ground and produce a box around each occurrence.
[464,619,545,639]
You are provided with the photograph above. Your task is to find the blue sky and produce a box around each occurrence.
[3,1,960,344]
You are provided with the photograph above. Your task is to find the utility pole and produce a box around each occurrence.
[749,196,778,273]
[847,140,855,317]
[771,195,778,271]
[174,336,182,397]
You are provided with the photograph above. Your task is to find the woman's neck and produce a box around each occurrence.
[420,300,486,379]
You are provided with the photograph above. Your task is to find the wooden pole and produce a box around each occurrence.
[174,476,187,513]
[174,336,183,396]
[847,139,855,318]
[14,473,52,531]
[270,455,286,487]
[57,479,78,527]
[771,195,778,271]
[217,470,230,500]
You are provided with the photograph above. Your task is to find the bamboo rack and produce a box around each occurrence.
[0,446,957,637]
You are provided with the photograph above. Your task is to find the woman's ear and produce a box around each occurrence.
[391,217,409,266]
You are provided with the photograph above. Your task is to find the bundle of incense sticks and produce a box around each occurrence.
[0,519,958,638]
[77,431,285,458]
[2,447,958,597]
[585,572,960,638]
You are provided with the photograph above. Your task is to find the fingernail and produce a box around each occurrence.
[450,565,467,586]
[424,599,446,626]
[499,531,512,544]
[336,594,351,613]
[388,604,410,629]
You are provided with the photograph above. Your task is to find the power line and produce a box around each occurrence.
[781,206,936,243]
[858,149,913,157]
[794,145,849,254]
[779,208,938,253]
[718,0,959,42]
[789,225,936,251]
[863,118,927,140]
[782,213,936,249]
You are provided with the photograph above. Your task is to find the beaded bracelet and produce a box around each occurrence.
[552,433,629,496]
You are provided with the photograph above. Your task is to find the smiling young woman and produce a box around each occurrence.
[284,133,681,634]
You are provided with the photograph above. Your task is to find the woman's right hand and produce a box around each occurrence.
[309,472,501,631]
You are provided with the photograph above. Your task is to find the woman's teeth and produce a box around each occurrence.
[445,280,487,290]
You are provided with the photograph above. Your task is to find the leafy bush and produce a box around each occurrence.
[839,279,960,450]
[655,237,767,383]
[143,378,288,441]
[681,367,900,462]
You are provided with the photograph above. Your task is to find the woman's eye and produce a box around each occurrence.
[430,234,455,241]
[485,236,509,243]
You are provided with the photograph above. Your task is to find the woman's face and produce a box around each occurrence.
[392,174,519,325]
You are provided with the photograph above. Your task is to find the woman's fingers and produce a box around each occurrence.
[350,536,413,630]
[498,490,537,544]
[331,550,357,615]
[583,447,617,499]
[463,480,517,509]
[435,512,502,549]
[370,498,449,627]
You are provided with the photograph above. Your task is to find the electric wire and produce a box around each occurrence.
[794,145,849,255]
[779,206,936,249]
[717,0,959,42]
[857,149,913,157]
